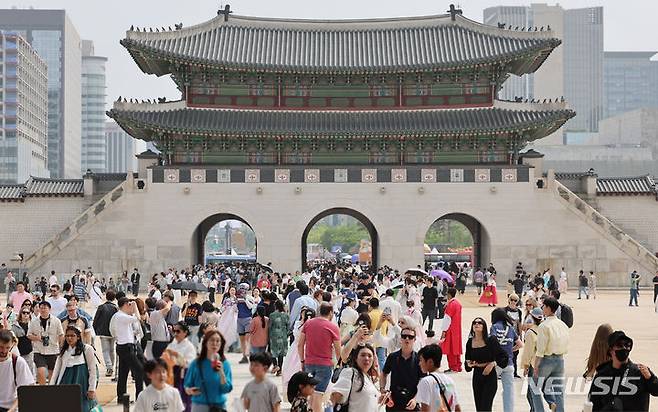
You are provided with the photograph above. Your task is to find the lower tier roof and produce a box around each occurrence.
[107,101,575,142]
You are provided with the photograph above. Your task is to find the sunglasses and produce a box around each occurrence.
[525,303,534,307]
[21,311,30,315]
[509,299,518,303]
[473,321,485,326]
[401,334,416,340]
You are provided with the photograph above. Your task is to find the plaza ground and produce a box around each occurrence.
[7,288,657,411]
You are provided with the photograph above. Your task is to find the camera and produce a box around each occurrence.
[41,335,50,347]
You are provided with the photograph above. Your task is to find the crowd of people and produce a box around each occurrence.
[0,261,657,412]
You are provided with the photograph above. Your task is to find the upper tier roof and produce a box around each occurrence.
[0,177,84,202]
[121,12,560,76]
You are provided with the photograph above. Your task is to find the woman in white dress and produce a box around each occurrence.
[163,321,196,412]
[331,344,384,411]
[282,307,316,390]
[216,286,238,349]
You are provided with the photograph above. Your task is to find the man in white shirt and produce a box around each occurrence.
[110,297,145,401]
[48,271,58,287]
[0,330,35,412]
[379,288,402,324]
[417,344,461,412]
[45,284,67,316]
[27,301,64,384]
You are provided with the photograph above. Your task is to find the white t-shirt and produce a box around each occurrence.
[332,368,379,411]
[0,355,36,409]
[133,384,184,412]
[48,275,58,286]
[46,296,68,315]
[416,372,460,412]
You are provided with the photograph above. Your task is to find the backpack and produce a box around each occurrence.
[11,354,18,386]
[559,303,574,328]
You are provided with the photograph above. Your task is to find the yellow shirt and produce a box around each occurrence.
[535,315,569,358]
[520,325,538,369]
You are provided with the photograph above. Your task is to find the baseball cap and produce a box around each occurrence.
[344,290,357,301]
[608,331,633,349]
[290,371,320,386]
[530,308,544,320]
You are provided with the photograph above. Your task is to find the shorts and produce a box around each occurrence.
[304,364,333,393]
[34,353,57,370]
[237,317,251,336]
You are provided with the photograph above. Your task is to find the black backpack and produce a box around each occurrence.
[560,303,574,328]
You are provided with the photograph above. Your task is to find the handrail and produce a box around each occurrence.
[24,180,129,271]
[553,180,658,272]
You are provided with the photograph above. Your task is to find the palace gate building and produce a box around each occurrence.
[1,6,657,286]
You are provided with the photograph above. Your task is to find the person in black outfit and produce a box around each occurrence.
[421,277,438,331]
[465,317,508,411]
[381,326,423,411]
[130,269,140,297]
[589,331,658,411]
[653,270,658,304]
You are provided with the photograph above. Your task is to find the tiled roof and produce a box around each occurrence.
[555,172,588,180]
[597,175,656,195]
[122,13,560,75]
[107,103,575,141]
[0,185,26,201]
[93,173,127,181]
[0,177,84,201]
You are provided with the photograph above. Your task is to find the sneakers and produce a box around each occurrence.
[239,355,249,364]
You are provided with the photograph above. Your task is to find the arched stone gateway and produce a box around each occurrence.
[424,213,491,270]
[301,208,378,271]
[192,213,256,264]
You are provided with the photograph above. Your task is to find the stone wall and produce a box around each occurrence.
[595,196,658,256]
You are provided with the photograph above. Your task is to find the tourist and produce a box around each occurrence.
[57,295,93,324]
[1,304,14,330]
[331,344,382,411]
[217,286,238,350]
[588,271,597,299]
[164,291,181,327]
[281,307,315,393]
[380,288,402,324]
[479,276,498,307]
[164,321,196,412]
[504,293,523,378]
[298,302,341,412]
[236,286,255,363]
[241,352,281,412]
[249,305,269,355]
[520,308,543,411]
[337,290,359,340]
[588,331,658,411]
[287,371,318,412]
[27,301,64,384]
[629,270,641,306]
[131,269,141,297]
[405,299,423,329]
[289,283,317,330]
[439,287,463,373]
[150,299,173,359]
[184,330,233,412]
[653,270,658,304]
[341,313,373,363]
[558,267,568,293]
[73,276,88,308]
[522,297,539,330]
[93,290,118,377]
[368,297,387,371]
[110,297,145,401]
[473,268,484,295]
[11,308,34,375]
[0,329,35,412]
[182,291,203,347]
[490,308,523,412]
[45,284,67,316]
[61,300,93,344]
[380,326,422,412]
[583,323,613,379]
[134,359,185,412]
[51,325,97,411]
[421,277,439,331]
[268,300,289,376]
[465,317,506,412]
[534,297,569,412]
[9,281,32,315]
[416,344,461,411]
[578,270,589,300]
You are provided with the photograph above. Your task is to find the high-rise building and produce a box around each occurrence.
[0,9,81,178]
[81,40,107,174]
[604,52,658,119]
[105,121,145,173]
[0,31,49,183]
[484,4,603,138]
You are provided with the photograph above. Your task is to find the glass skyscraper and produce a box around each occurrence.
[604,52,658,119]
[0,9,81,178]
[105,121,145,173]
[81,40,107,174]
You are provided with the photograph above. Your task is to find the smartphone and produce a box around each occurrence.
[383,307,392,316]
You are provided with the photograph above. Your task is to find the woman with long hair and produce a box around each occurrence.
[248,305,269,355]
[184,330,233,412]
[217,286,238,349]
[331,344,383,410]
[200,301,219,327]
[164,321,196,412]
[520,308,544,412]
[584,323,614,379]
[51,326,97,411]
[341,313,373,364]
[465,317,507,411]
[269,299,289,376]
[490,308,523,412]
[282,307,315,391]
[522,297,539,331]
[11,307,34,374]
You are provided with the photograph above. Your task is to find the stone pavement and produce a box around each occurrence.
[7,289,658,411]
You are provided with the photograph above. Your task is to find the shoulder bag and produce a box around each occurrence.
[198,360,227,412]
[333,367,355,412]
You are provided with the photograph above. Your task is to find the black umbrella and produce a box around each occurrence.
[170,281,208,292]
[259,263,274,273]
[404,268,428,277]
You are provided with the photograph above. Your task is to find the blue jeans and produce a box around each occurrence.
[629,288,638,305]
[304,364,333,393]
[578,286,588,299]
[527,365,545,412]
[375,346,387,373]
[496,364,515,412]
[537,355,565,412]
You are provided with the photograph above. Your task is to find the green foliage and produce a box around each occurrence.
[424,220,473,249]
[307,216,370,254]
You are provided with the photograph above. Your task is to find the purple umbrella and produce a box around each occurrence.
[432,269,453,283]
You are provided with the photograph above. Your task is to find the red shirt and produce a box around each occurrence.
[257,278,271,290]
[301,317,340,366]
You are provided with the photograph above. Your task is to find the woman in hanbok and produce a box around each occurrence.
[88,279,104,309]
[217,286,238,349]
[51,326,97,411]
[558,270,568,293]
[479,274,498,307]
[282,307,316,390]
[269,300,289,376]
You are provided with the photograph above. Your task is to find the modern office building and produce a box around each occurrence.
[0,31,49,183]
[484,5,603,138]
[0,9,81,178]
[105,121,145,173]
[604,52,658,119]
[81,40,107,174]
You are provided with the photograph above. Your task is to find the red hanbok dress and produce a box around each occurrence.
[440,298,463,372]
[478,280,498,306]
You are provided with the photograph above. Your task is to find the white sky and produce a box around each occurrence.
[6,0,657,108]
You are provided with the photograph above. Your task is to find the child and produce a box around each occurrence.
[416,344,461,412]
[287,371,319,412]
[241,352,281,412]
[134,359,185,412]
